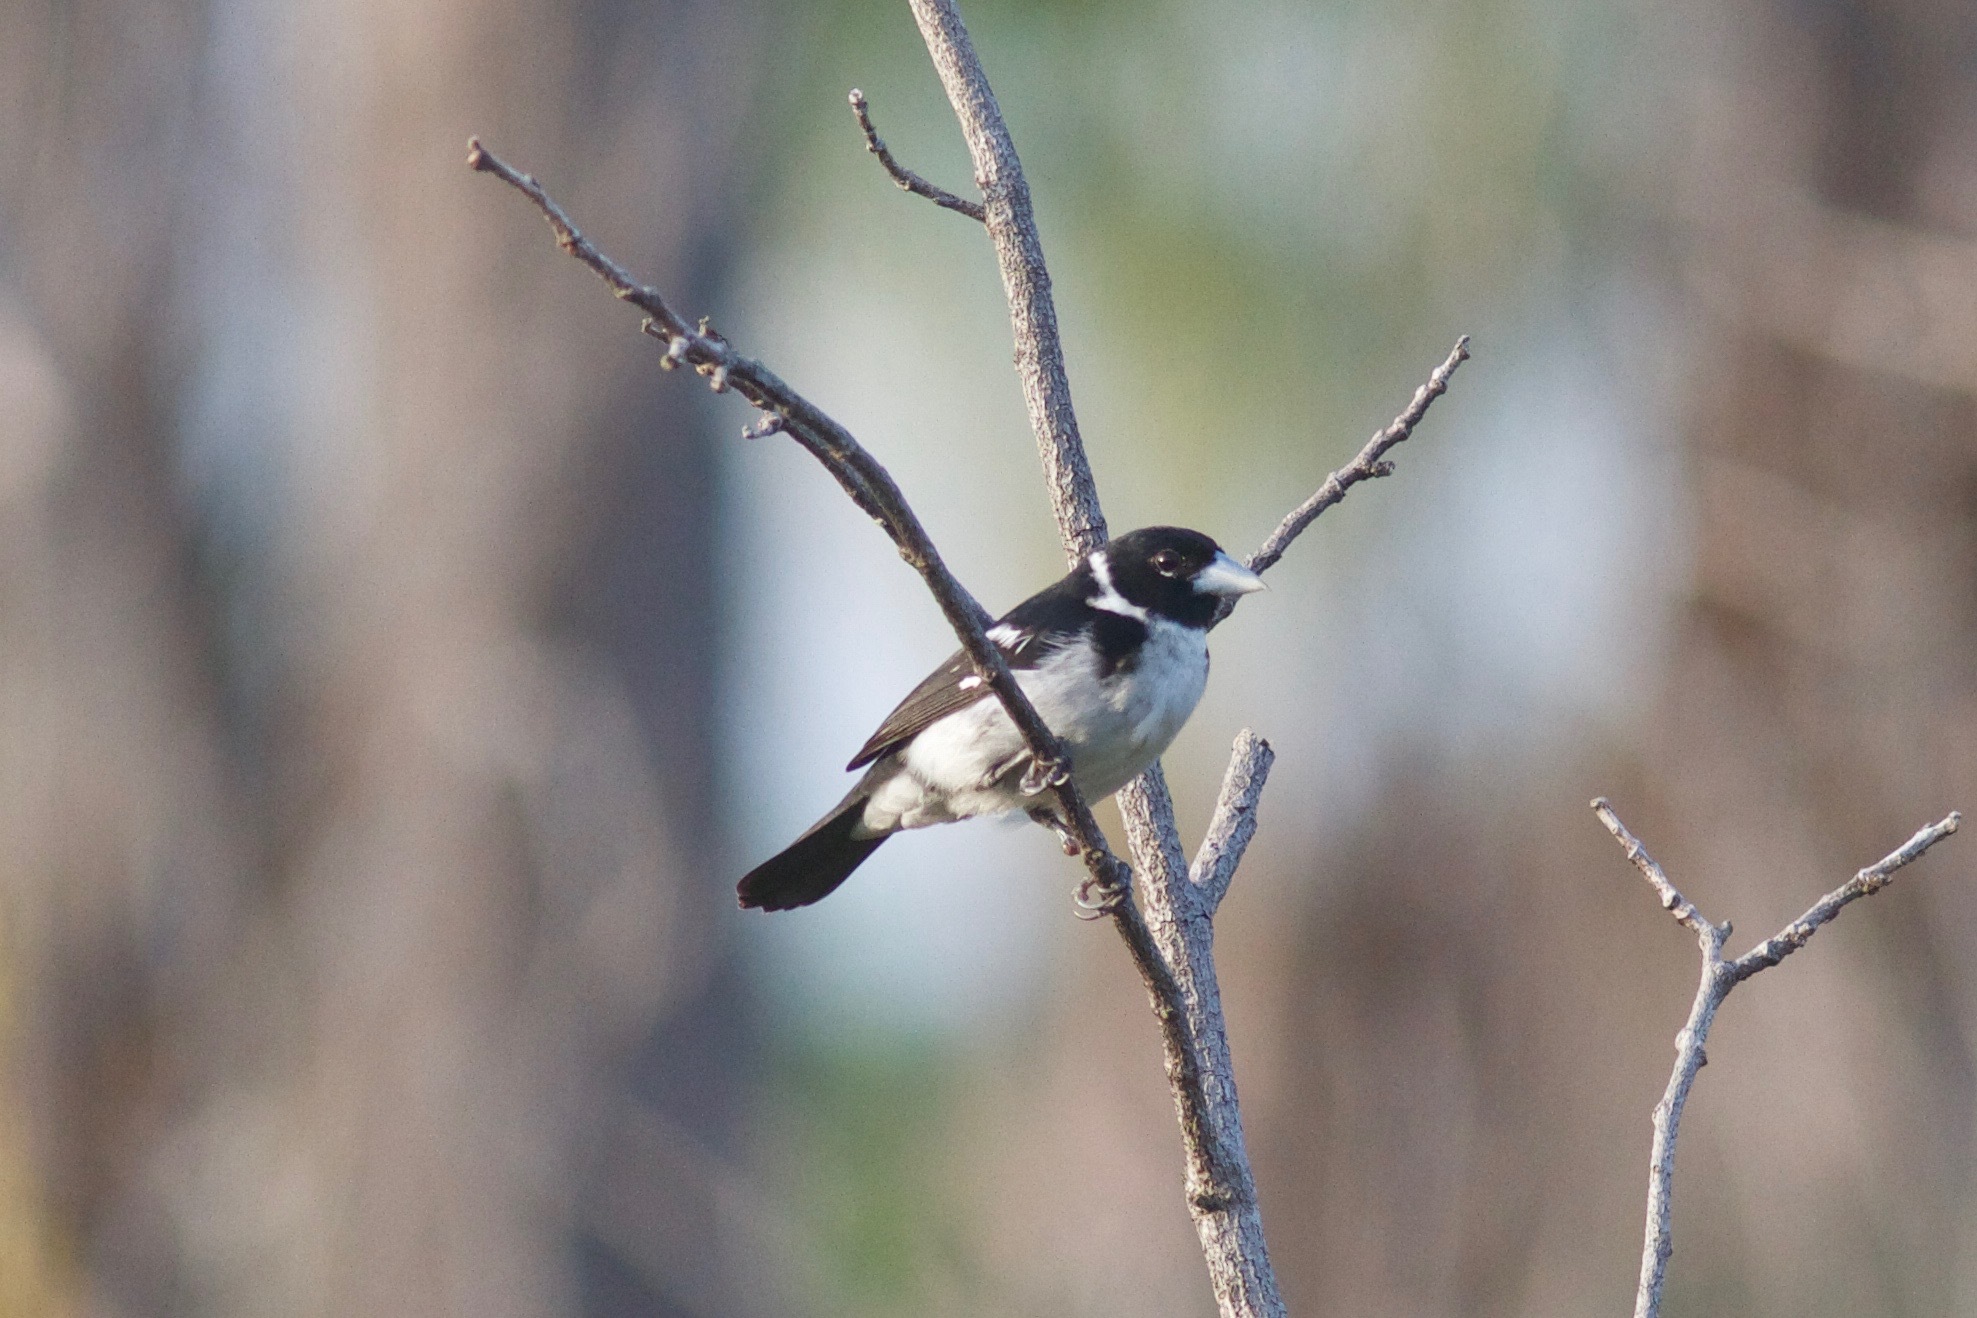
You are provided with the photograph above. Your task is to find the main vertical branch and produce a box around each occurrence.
[905,0,1107,565]
[904,3,1282,1312]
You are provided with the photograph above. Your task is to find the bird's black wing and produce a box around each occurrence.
[845,583,1088,771]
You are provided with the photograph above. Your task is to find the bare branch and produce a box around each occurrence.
[479,10,1457,1306]
[1247,336,1471,576]
[1191,732,1275,914]
[848,89,985,222]
[1593,798,1961,1318]
[1729,812,1961,982]
[467,137,1129,903]
[1636,928,1730,1318]
[1115,761,1191,897]
[906,0,1107,563]
[905,5,1287,1311]
[1591,796,1715,941]
[1113,764,1271,1235]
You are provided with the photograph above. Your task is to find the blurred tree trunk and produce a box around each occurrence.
[0,0,764,1314]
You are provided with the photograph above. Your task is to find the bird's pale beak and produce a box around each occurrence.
[1193,551,1268,597]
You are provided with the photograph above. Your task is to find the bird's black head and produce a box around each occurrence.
[1090,526,1266,630]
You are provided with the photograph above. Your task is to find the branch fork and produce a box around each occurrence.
[1593,797,1960,1318]
[473,5,1468,1310]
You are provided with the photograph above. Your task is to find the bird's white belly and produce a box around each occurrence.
[864,619,1209,833]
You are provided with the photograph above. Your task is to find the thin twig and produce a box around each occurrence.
[1593,797,1960,1318]
[848,89,985,221]
[468,138,1129,903]
[1592,797,1714,939]
[1729,813,1962,981]
[1247,336,1471,576]
[1190,733,1275,914]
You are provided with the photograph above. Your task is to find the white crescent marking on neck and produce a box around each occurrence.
[1087,549,1150,621]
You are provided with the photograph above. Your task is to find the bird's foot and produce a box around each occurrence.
[1019,756,1070,797]
[1074,865,1132,918]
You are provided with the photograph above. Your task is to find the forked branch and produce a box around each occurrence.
[1593,797,1961,1318]
[475,2,1468,1307]
[904,2,1462,1313]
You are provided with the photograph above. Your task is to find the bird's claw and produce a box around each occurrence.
[1020,757,1070,797]
[1074,869,1131,919]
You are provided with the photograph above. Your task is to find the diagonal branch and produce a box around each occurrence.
[1729,813,1962,981]
[1592,796,1715,941]
[1248,335,1470,575]
[849,89,986,221]
[1593,797,1960,1318]
[467,137,1127,900]
[467,141,1251,1294]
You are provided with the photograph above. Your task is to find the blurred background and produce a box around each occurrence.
[4,0,1977,1312]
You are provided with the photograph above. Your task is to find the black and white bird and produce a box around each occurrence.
[738,526,1267,910]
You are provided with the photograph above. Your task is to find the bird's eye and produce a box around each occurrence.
[1152,549,1182,575]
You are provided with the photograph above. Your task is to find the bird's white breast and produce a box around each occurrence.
[1045,616,1209,799]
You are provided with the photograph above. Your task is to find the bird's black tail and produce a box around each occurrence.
[738,786,889,911]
